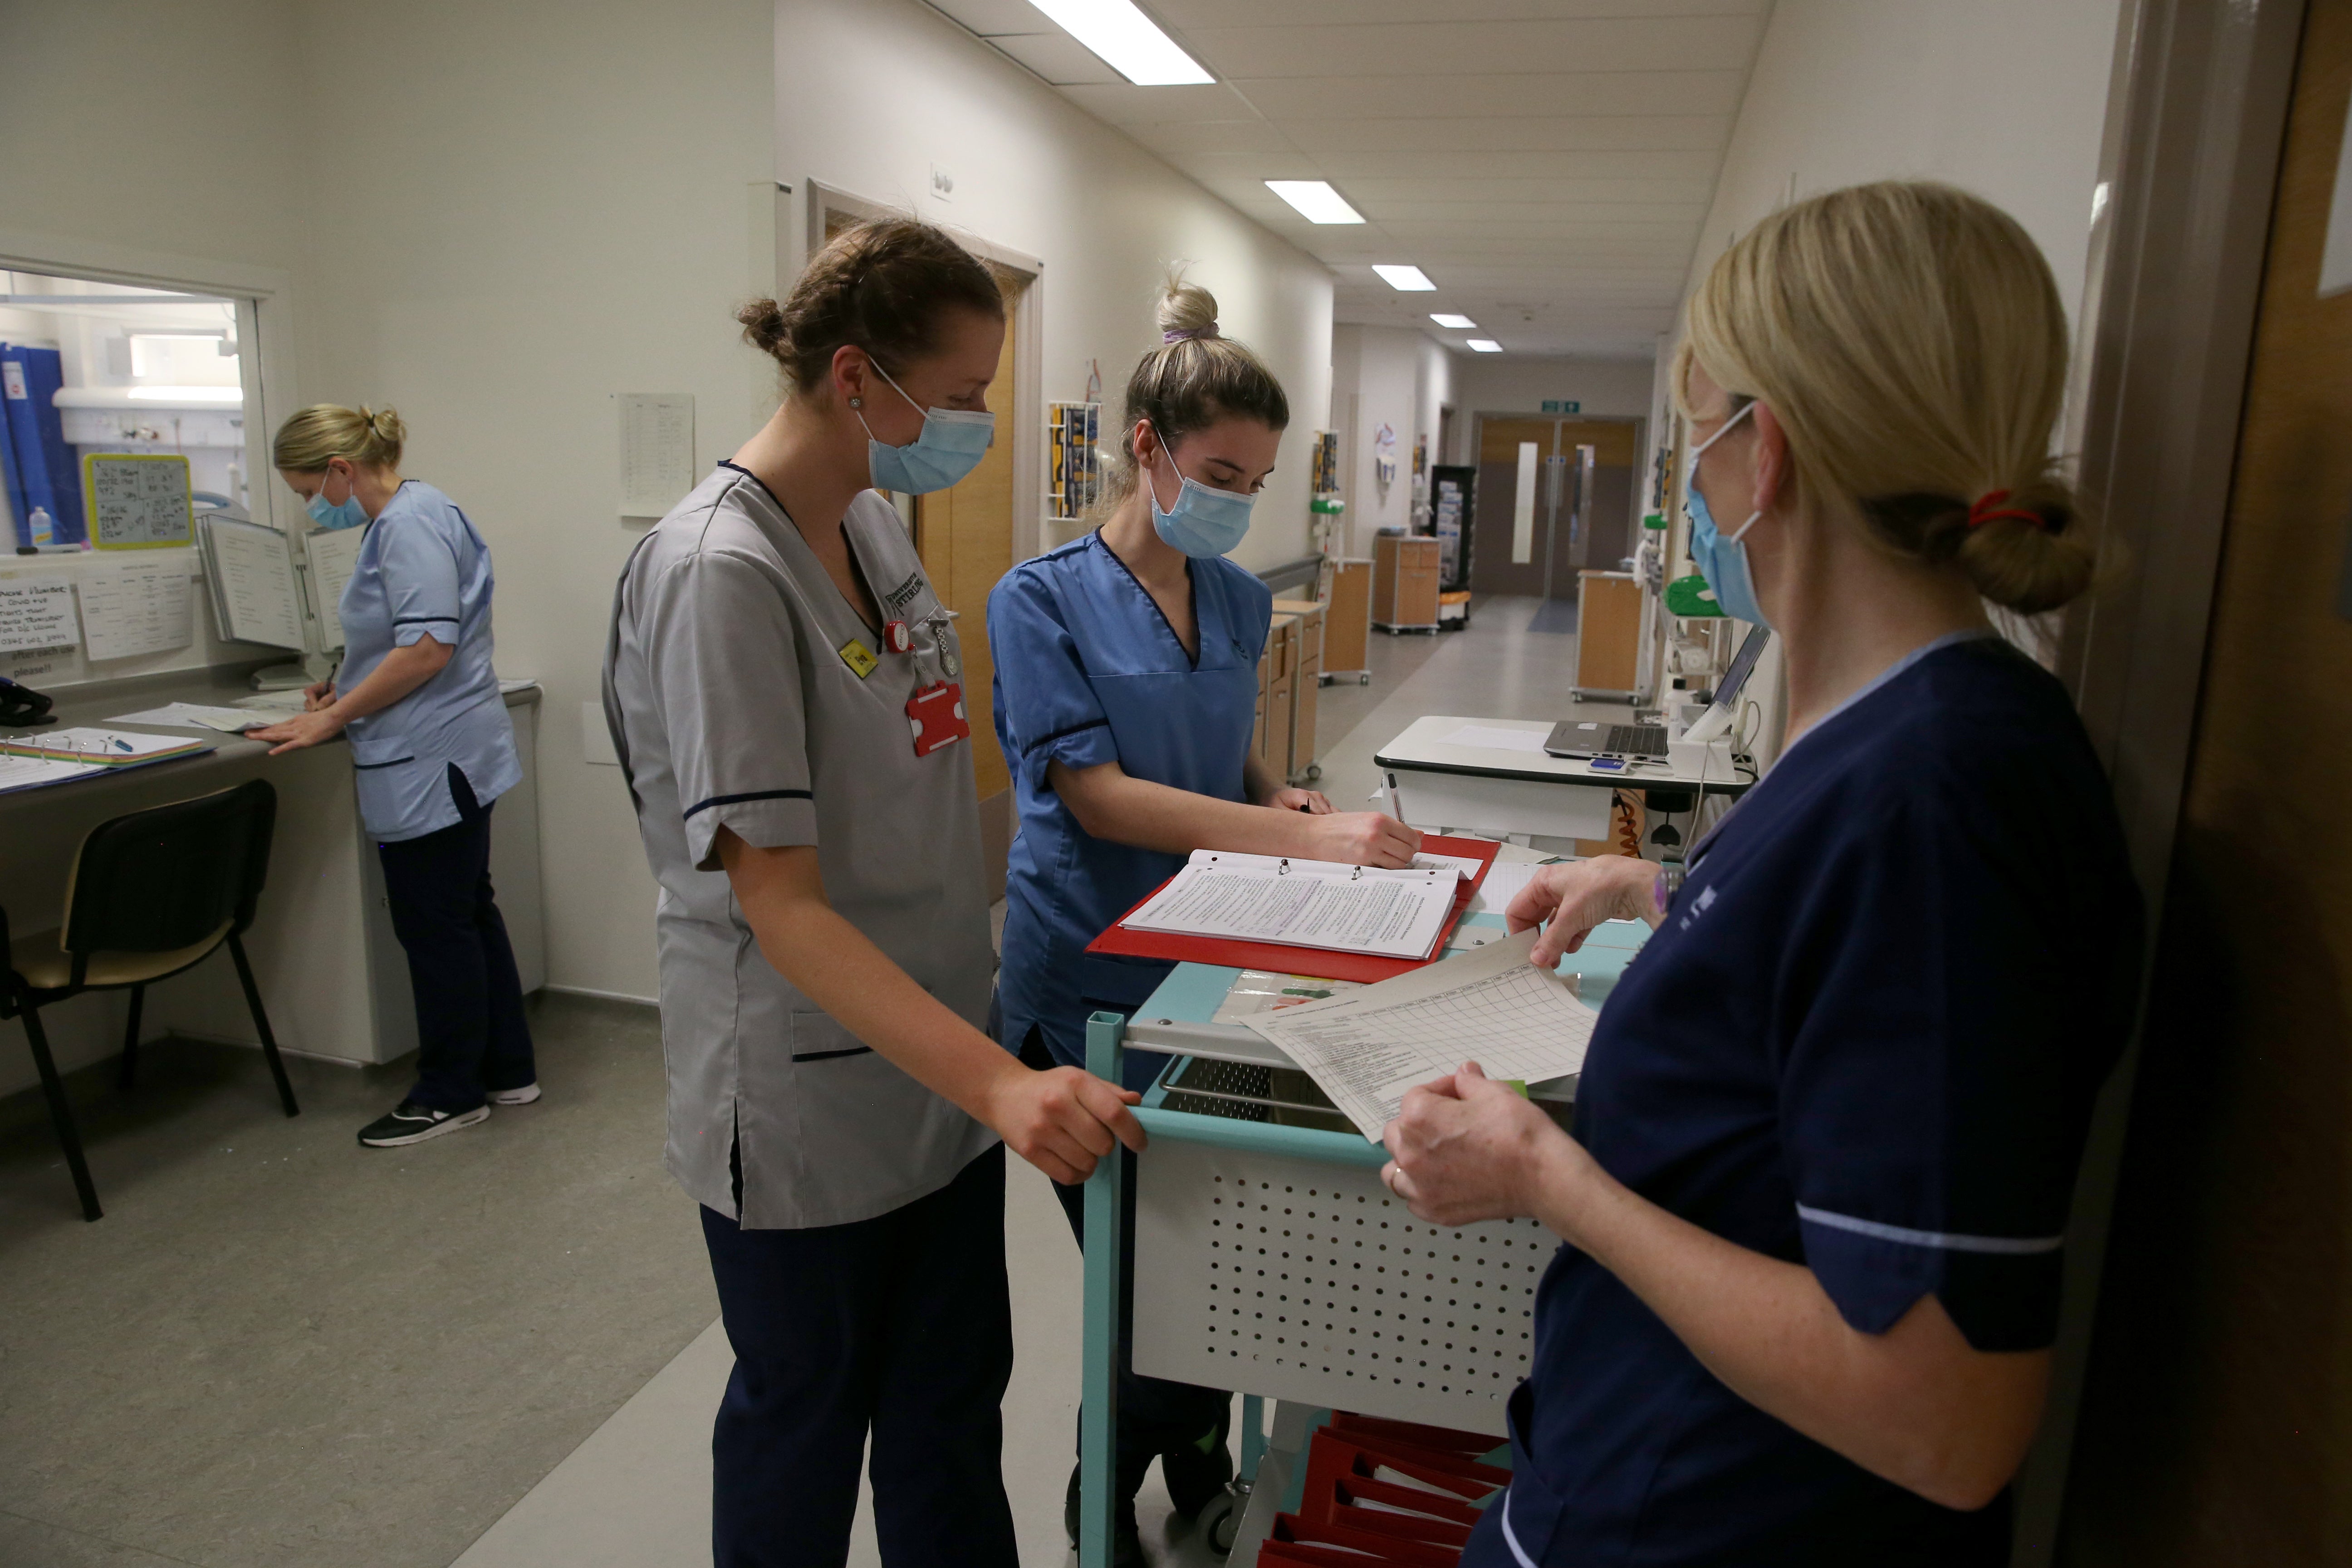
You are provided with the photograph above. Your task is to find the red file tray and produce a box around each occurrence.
[1083,834,1502,984]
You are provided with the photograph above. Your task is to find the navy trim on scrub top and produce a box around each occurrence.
[684,788,816,819]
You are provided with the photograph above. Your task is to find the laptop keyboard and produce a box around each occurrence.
[1605,724,1670,757]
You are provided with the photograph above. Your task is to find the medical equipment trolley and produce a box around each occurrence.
[1072,931,1647,1568]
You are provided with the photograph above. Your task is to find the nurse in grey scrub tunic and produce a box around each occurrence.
[603,217,1143,1568]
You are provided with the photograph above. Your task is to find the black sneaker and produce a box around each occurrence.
[357,1100,490,1147]
[1063,1463,1143,1568]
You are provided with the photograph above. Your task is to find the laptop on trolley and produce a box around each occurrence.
[1543,626,1769,764]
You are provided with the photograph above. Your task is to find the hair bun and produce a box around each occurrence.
[735,296,789,356]
[363,405,406,446]
[1156,270,1220,343]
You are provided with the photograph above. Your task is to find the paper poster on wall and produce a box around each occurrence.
[618,393,696,519]
[83,453,196,549]
[78,559,196,660]
[0,575,80,652]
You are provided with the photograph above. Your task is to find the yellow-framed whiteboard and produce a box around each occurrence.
[83,452,196,550]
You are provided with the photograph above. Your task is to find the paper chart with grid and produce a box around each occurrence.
[1244,927,1599,1139]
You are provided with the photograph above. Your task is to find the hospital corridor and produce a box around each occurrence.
[1,2,2348,1566]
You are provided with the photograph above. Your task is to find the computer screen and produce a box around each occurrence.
[1710,625,1770,711]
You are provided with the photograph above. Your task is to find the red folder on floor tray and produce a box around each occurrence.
[1084,834,1500,984]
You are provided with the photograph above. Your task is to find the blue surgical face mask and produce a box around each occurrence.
[1683,400,1769,627]
[1146,436,1256,558]
[305,469,369,531]
[857,359,995,495]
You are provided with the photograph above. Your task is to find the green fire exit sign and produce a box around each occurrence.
[1541,399,1581,414]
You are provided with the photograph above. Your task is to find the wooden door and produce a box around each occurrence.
[1471,417,1558,596]
[2059,4,2352,1559]
[911,268,1024,863]
[1554,420,1640,575]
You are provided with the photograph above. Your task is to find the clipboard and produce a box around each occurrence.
[1083,834,1500,983]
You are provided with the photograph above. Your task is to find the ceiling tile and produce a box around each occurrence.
[920,0,1055,37]
[1154,0,1768,27]
[1335,176,1718,206]
[1054,81,1267,125]
[1186,16,1764,78]
[1118,119,1303,156]
[1306,147,1723,181]
[1235,70,1749,121]
[1281,115,1732,152]
[988,31,1125,85]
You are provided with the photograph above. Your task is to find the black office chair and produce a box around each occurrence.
[2,779,298,1221]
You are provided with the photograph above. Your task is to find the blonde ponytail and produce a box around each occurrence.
[1676,181,2096,615]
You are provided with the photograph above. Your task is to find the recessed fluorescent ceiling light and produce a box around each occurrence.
[1027,0,1213,86]
[1264,180,1364,224]
[1429,313,1477,329]
[1467,339,1504,353]
[1372,265,1436,292]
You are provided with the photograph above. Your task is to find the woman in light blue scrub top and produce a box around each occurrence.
[251,404,534,1152]
[988,277,1421,1560]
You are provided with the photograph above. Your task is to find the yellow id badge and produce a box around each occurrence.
[838,637,878,679]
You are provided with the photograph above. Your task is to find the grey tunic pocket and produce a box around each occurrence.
[781,1010,967,1220]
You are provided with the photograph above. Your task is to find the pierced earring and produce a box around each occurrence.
[848,397,862,408]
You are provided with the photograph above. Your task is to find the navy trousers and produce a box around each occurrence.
[375,764,534,1112]
[700,1144,1019,1568]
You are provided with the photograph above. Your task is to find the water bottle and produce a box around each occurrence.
[27,505,54,548]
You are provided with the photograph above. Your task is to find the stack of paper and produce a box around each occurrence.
[1245,928,1599,1140]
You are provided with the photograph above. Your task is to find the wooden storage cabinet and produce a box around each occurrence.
[1254,612,1299,776]
[1321,558,1372,678]
[1372,533,1441,632]
[1271,597,1324,783]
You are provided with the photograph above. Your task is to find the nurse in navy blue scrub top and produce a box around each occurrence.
[989,275,1421,1559]
[1380,182,2144,1567]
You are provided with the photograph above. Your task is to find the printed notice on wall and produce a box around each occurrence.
[618,393,696,519]
[79,559,196,661]
[0,576,81,652]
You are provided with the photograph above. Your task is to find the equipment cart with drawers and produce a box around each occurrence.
[1073,926,1650,1567]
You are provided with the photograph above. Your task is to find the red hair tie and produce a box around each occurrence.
[1967,489,2044,530]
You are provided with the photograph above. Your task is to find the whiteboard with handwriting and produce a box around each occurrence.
[84,454,196,549]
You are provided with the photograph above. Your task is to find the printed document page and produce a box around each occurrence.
[1122,850,1460,960]
[305,525,365,648]
[204,518,304,651]
[1245,928,1599,1139]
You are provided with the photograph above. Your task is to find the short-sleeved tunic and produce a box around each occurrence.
[336,480,520,841]
[1471,633,2143,1568]
[987,531,1272,1078]
[603,465,998,1230]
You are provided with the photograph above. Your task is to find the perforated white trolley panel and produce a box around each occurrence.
[1131,1136,1550,1436]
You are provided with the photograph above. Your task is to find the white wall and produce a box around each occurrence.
[1328,324,1459,550]
[0,0,1345,1017]
[1452,356,1656,431]
[776,0,1335,577]
[286,0,777,1004]
[1680,0,2123,332]
[0,1,306,275]
[1656,0,2124,770]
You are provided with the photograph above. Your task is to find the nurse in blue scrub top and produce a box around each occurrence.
[252,404,537,1150]
[990,275,1422,1561]
[1379,182,2144,1568]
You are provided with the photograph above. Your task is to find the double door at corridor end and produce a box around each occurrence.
[1469,416,1641,599]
